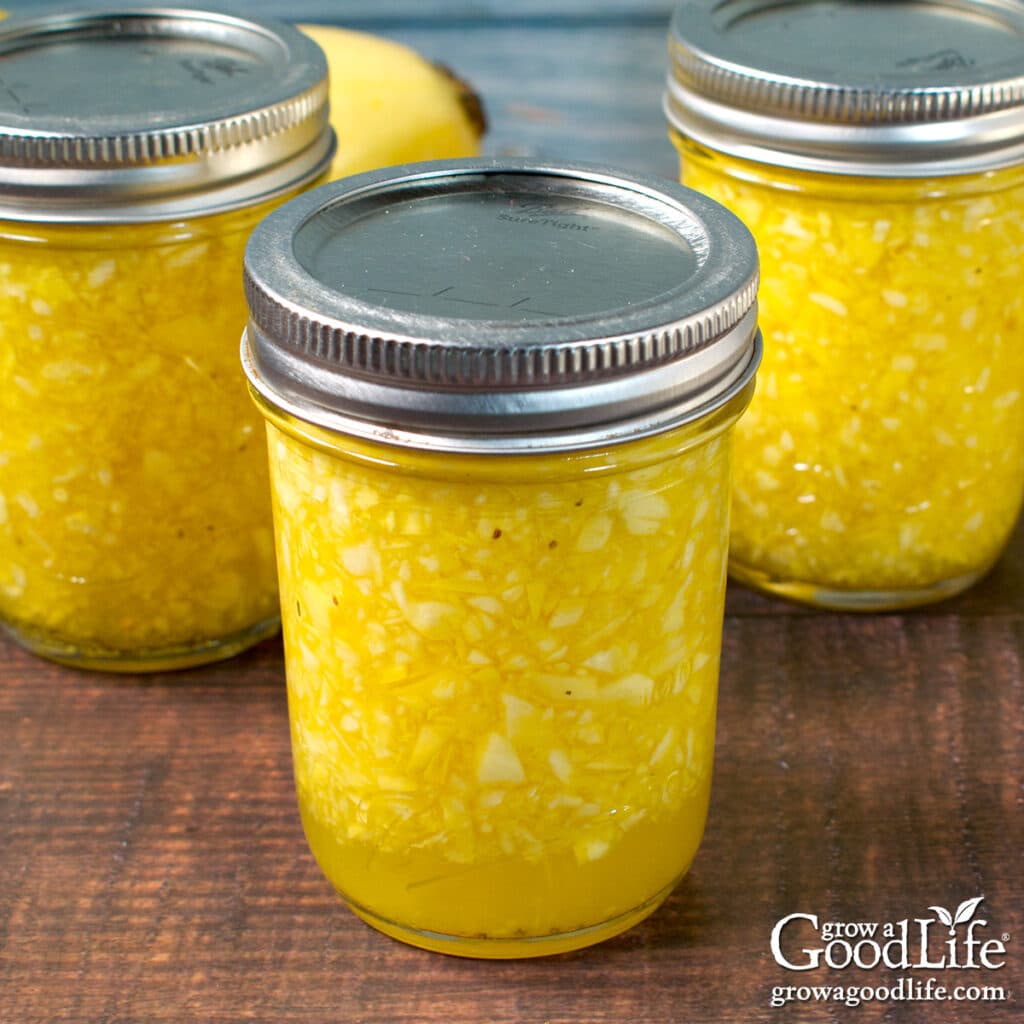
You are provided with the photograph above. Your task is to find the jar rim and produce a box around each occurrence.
[250,371,758,465]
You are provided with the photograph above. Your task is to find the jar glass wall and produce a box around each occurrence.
[0,202,291,669]
[258,387,749,956]
[673,134,1024,609]
[0,7,333,669]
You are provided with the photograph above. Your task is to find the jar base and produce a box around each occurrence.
[0,614,280,673]
[342,878,679,959]
[728,558,989,611]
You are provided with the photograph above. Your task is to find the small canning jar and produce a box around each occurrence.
[0,7,334,669]
[665,0,1024,609]
[242,159,761,956]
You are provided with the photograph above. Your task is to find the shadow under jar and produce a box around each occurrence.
[666,0,1024,609]
[242,159,761,957]
[0,7,334,670]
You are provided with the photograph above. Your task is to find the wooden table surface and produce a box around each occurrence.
[2,3,1022,1023]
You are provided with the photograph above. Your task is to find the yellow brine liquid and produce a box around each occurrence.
[261,391,748,956]
[676,137,1024,607]
[0,205,286,668]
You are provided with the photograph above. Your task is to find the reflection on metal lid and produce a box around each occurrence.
[242,158,761,453]
[0,6,334,220]
[665,0,1024,175]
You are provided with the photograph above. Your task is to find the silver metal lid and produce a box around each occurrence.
[242,158,760,454]
[0,7,334,221]
[665,0,1024,176]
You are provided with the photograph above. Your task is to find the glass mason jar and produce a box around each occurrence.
[0,8,335,669]
[665,0,1024,609]
[242,159,761,956]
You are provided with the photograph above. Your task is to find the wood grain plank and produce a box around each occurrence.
[2,608,1020,1024]
[343,22,680,180]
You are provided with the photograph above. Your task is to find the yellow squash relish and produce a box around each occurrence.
[262,394,746,956]
[677,138,1024,606]
[0,207,284,668]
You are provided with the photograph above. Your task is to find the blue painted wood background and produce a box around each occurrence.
[2,0,681,177]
